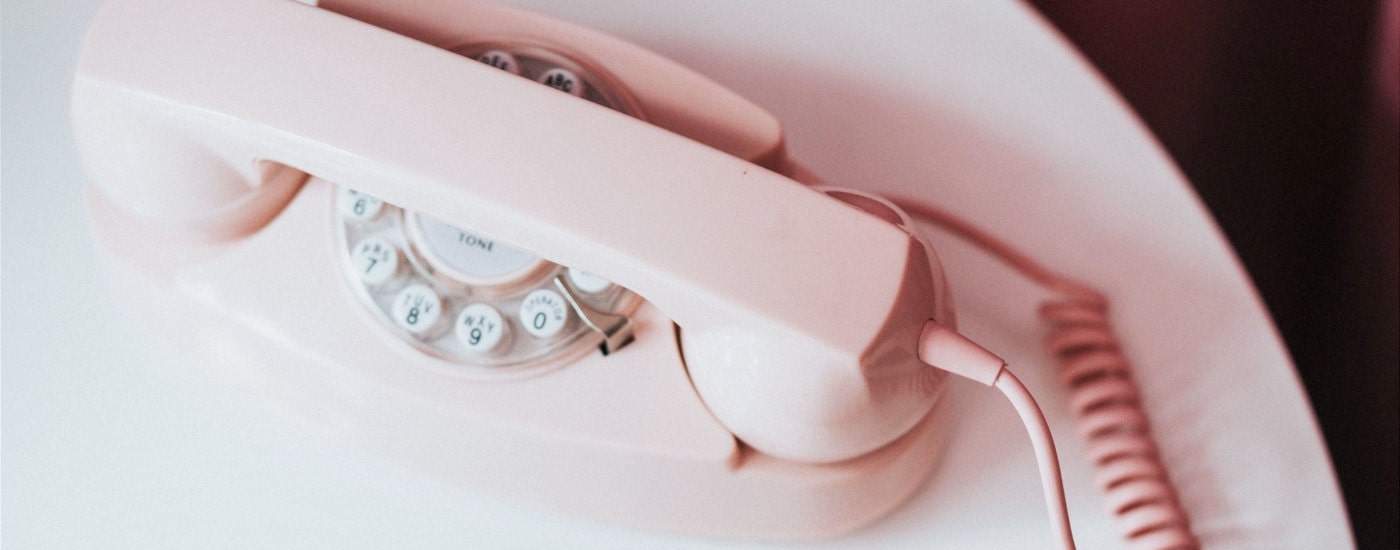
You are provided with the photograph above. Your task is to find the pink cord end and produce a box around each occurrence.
[917,320,1007,386]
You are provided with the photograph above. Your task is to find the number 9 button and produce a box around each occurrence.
[456,303,507,354]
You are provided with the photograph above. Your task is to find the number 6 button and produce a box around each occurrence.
[519,289,570,338]
[456,303,507,354]
[338,187,383,222]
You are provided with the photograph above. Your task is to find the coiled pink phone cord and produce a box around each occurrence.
[891,196,1201,550]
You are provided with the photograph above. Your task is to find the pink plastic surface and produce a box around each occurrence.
[319,0,788,169]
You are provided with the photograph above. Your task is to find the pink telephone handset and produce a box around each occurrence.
[75,0,1197,548]
[75,0,951,465]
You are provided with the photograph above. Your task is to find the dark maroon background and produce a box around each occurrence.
[1027,1,1399,546]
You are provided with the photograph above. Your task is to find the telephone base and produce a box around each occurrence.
[87,182,951,539]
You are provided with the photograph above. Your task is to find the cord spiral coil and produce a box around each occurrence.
[1042,298,1200,550]
[886,193,1202,550]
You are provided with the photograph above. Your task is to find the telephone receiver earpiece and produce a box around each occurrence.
[74,0,952,463]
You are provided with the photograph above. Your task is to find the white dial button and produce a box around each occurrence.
[475,49,520,75]
[391,284,443,335]
[456,303,507,353]
[414,215,543,285]
[566,268,612,294]
[338,187,384,221]
[519,289,570,338]
[538,67,584,97]
[350,237,400,287]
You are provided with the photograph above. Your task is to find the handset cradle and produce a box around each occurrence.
[551,275,635,355]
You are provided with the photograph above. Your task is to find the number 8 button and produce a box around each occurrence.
[392,284,443,336]
[519,289,570,338]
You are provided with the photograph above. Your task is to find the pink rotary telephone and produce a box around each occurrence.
[75,1,1197,548]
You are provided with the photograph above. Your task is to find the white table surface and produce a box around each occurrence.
[2,1,1353,548]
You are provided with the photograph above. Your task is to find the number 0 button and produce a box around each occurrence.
[392,284,442,335]
[519,289,570,338]
[456,303,507,354]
